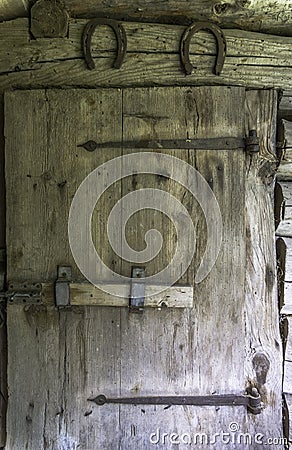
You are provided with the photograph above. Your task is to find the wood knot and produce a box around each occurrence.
[30,0,69,39]
[213,2,230,15]
[252,353,270,387]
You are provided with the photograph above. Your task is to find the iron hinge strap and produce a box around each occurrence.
[89,388,263,415]
[78,132,259,154]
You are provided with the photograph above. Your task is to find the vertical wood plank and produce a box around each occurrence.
[5,89,124,449]
[0,94,6,448]
[244,90,283,439]
[118,86,248,448]
[4,89,123,283]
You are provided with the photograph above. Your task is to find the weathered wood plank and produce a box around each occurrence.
[42,283,194,307]
[280,182,292,205]
[118,86,247,448]
[279,94,292,119]
[1,19,292,73]
[6,304,123,449]
[280,237,292,314]
[5,89,124,283]
[285,238,292,282]
[6,305,63,449]
[281,283,292,315]
[0,306,6,448]
[0,93,6,448]
[277,221,292,238]
[281,120,292,161]
[277,164,292,181]
[277,120,292,181]
[244,90,283,439]
[284,360,292,394]
[0,19,292,90]
[1,0,292,36]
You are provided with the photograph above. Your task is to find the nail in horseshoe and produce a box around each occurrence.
[180,22,226,76]
[82,18,127,70]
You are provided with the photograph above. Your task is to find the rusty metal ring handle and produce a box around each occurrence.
[180,21,226,76]
[82,18,127,70]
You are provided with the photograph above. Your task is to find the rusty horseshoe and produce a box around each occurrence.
[82,18,127,70]
[180,21,226,76]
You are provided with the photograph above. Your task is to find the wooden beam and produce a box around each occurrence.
[0,0,292,36]
[277,119,292,182]
[42,283,193,308]
[0,18,292,91]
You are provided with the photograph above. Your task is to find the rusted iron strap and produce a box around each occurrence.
[78,137,245,152]
[89,389,263,414]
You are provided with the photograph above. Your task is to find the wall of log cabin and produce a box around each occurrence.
[0,1,291,448]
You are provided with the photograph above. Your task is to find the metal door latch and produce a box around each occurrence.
[89,387,263,415]
[82,18,127,70]
[180,21,226,76]
[129,267,145,313]
[55,266,71,307]
[0,283,42,305]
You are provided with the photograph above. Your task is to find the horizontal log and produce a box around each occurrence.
[276,220,292,238]
[279,94,292,119]
[281,282,292,315]
[0,0,292,36]
[277,164,292,181]
[277,120,292,181]
[284,360,292,394]
[0,19,292,91]
[42,283,194,308]
[281,182,292,205]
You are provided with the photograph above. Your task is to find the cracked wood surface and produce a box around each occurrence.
[0,18,291,90]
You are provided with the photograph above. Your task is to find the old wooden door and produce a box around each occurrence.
[4,87,283,449]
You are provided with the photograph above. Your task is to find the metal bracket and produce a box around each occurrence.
[129,267,145,313]
[55,266,71,307]
[82,18,127,70]
[246,129,260,153]
[180,21,226,76]
[1,283,42,305]
[89,387,263,415]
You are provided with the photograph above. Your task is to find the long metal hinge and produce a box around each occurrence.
[78,131,259,154]
[89,388,263,415]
